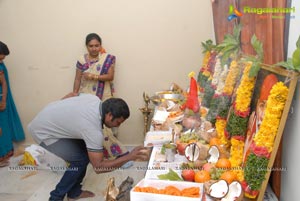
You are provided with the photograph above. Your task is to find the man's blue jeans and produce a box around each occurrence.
[40,139,90,201]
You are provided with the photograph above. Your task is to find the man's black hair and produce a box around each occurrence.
[0,41,10,55]
[102,98,130,121]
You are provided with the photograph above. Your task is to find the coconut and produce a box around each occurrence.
[194,159,207,169]
[196,142,209,160]
[208,180,229,199]
[207,145,220,163]
[184,143,200,161]
[221,181,243,201]
[204,180,217,194]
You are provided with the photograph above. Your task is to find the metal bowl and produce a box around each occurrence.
[159,93,183,100]
[150,91,184,105]
[150,95,162,106]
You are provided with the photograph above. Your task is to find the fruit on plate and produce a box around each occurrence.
[209,167,225,180]
[209,137,222,146]
[181,169,195,182]
[194,159,207,169]
[207,180,229,199]
[202,162,215,172]
[194,170,211,183]
[176,142,188,155]
[220,171,237,184]
[216,158,231,169]
[179,132,201,143]
[221,181,243,201]
[207,145,220,163]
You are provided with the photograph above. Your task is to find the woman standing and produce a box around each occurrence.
[72,33,127,160]
[0,41,25,166]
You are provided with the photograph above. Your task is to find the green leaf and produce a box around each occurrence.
[292,48,300,67]
[251,34,264,61]
[220,51,232,67]
[233,24,242,40]
[295,65,300,71]
[275,59,294,70]
[296,35,300,49]
[244,153,269,190]
[201,39,216,53]
[223,36,238,46]
[157,168,183,181]
[249,61,260,77]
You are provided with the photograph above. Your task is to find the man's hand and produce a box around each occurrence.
[128,146,149,161]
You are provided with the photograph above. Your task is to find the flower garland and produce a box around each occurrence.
[233,168,244,182]
[234,62,256,115]
[225,61,256,198]
[243,82,289,198]
[202,51,211,69]
[215,118,228,145]
[212,59,240,146]
[215,64,229,94]
[211,55,222,87]
[226,61,256,138]
[206,56,230,124]
[223,60,240,96]
[229,138,245,167]
[253,82,289,152]
[197,51,217,92]
[243,153,268,198]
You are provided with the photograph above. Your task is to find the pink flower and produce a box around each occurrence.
[250,143,271,158]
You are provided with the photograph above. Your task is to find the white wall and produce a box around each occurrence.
[0,0,214,145]
[281,0,300,200]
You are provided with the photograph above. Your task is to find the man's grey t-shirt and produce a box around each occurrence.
[28,94,103,152]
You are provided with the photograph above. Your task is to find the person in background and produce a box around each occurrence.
[67,33,126,160]
[28,94,148,201]
[0,41,25,167]
[73,33,115,101]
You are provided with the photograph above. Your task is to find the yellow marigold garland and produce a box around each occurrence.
[235,62,256,113]
[229,138,245,167]
[253,82,289,152]
[223,60,240,96]
[202,51,211,68]
[233,168,244,182]
[215,118,228,145]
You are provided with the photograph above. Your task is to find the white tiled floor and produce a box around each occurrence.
[0,152,148,201]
